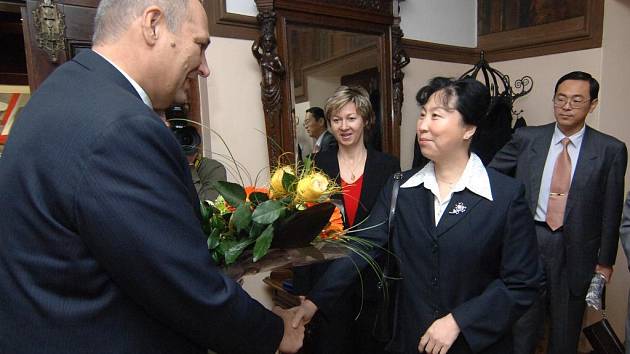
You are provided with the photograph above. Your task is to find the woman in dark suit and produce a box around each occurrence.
[294,85,399,354]
[292,78,541,354]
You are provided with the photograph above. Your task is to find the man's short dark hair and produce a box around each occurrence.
[554,71,599,100]
[306,107,326,127]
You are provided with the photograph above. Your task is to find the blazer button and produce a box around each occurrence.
[432,243,438,253]
[432,276,438,286]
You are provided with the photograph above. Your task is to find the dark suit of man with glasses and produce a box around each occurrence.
[489,71,627,354]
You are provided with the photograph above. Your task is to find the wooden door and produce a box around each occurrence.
[22,0,99,92]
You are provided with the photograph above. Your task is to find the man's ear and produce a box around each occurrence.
[588,98,599,113]
[141,6,164,46]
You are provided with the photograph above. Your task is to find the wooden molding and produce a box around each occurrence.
[207,0,258,40]
[478,0,603,62]
[401,39,478,64]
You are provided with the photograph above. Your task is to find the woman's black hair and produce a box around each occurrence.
[415,77,490,127]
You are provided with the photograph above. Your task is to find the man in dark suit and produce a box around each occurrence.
[489,71,627,354]
[0,1,303,353]
[304,106,337,154]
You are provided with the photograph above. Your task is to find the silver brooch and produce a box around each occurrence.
[448,202,467,215]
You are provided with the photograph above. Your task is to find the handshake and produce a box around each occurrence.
[273,296,319,353]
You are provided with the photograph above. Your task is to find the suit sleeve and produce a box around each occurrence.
[598,142,628,266]
[307,177,392,317]
[620,192,630,270]
[451,184,541,353]
[488,128,526,177]
[73,115,283,354]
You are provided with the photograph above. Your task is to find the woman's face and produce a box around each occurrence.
[416,90,476,162]
[329,102,366,148]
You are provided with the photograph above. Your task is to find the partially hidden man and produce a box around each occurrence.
[490,71,627,354]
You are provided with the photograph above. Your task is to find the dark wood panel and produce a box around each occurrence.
[402,39,478,64]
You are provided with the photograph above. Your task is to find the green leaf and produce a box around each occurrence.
[213,181,246,207]
[251,200,286,224]
[253,224,274,262]
[223,238,255,265]
[231,202,252,233]
[249,221,266,239]
[282,172,297,193]
[248,192,269,205]
[303,156,313,173]
[199,201,210,222]
[207,228,220,250]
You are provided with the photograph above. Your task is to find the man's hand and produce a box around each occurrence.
[290,296,318,328]
[273,306,305,354]
[595,264,613,282]
[418,313,460,354]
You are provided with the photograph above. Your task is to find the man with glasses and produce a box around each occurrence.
[490,71,627,354]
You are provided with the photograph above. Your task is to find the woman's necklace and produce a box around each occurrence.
[340,148,366,182]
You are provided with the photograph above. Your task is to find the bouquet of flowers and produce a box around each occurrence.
[200,156,378,279]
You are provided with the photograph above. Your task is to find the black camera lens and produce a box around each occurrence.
[171,126,201,156]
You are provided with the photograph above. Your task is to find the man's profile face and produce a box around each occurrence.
[553,79,598,135]
[304,112,324,138]
[158,0,210,108]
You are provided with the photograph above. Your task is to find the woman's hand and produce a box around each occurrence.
[418,313,460,354]
[290,296,318,328]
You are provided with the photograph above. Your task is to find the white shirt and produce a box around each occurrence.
[93,50,153,108]
[401,153,493,225]
[314,130,327,150]
[534,124,585,221]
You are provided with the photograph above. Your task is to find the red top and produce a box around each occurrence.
[341,175,364,226]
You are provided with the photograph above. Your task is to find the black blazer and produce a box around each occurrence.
[489,123,627,295]
[308,168,541,354]
[314,148,400,227]
[0,50,282,354]
[318,130,338,153]
[293,148,399,297]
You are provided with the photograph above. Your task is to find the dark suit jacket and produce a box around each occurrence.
[489,123,627,295]
[318,130,338,153]
[308,168,541,354]
[0,50,282,354]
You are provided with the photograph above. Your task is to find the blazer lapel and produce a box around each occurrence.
[527,124,554,210]
[409,185,436,239]
[435,190,483,238]
[355,149,376,223]
[565,127,597,219]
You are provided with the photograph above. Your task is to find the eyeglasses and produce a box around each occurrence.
[553,95,592,109]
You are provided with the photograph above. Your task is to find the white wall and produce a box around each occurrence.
[597,0,630,341]
[203,36,271,186]
[491,48,603,128]
[225,0,257,17]
[399,0,477,47]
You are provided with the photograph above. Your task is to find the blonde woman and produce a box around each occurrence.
[293,85,399,354]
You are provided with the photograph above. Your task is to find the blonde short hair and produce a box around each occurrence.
[324,85,375,131]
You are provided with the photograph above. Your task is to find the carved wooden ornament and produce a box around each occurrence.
[32,0,66,63]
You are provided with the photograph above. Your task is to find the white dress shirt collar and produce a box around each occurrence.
[93,50,153,108]
[315,130,327,148]
[552,123,585,147]
[401,153,494,202]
